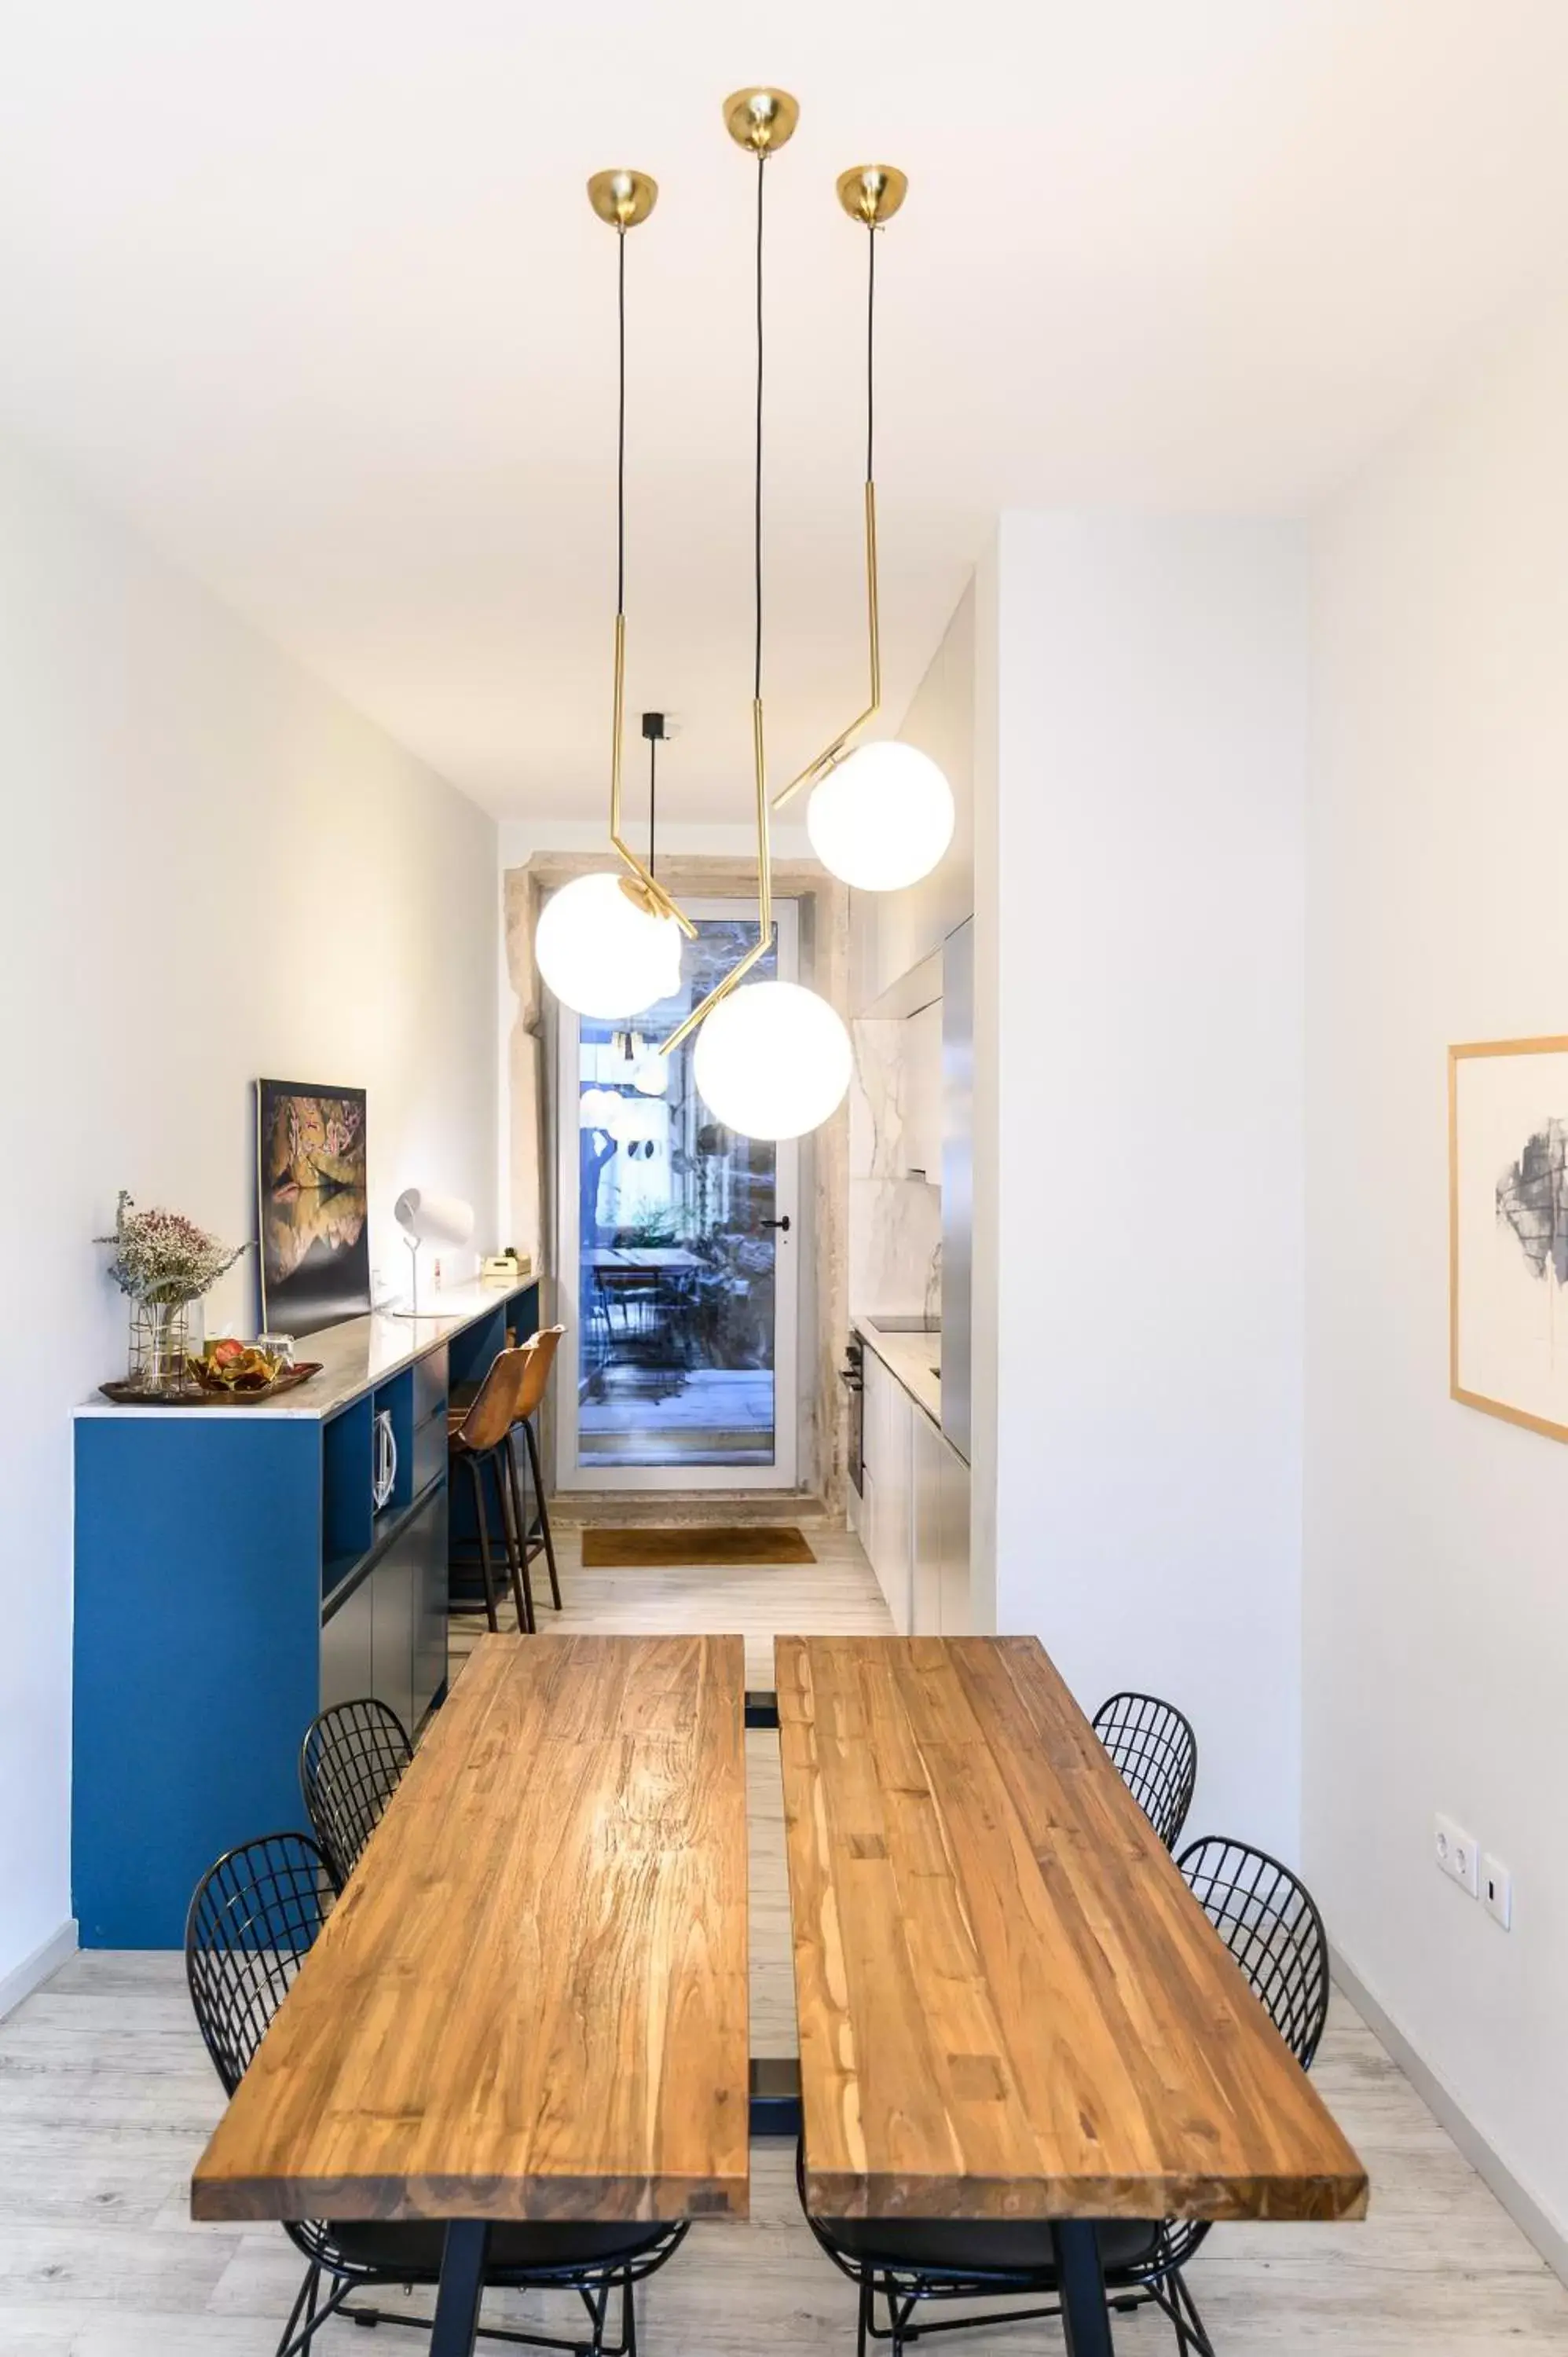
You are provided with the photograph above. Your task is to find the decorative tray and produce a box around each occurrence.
[99,1362,323,1409]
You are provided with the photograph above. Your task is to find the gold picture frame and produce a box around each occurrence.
[1449,1034,1568,1443]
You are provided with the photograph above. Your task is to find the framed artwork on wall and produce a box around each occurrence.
[1450,1036,1568,1443]
[255,1080,371,1337]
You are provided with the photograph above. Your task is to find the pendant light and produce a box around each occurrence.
[536,869,680,1021]
[776,166,956,892]
[665,90,852,1142]
[694,977,852,1141]
[533,169,691,1021]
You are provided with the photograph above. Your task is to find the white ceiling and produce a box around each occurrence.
[4,2,1568,822]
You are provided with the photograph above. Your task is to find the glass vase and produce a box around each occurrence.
[126,1296,196,1397]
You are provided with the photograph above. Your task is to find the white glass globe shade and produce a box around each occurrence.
[632,1051,669,1097]
[693,981,852,1141]
[535,872,682,1019]
[806,740,956,891]
[579,1087,621,1131]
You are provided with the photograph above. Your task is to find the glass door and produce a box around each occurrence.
[554,896,800,1490]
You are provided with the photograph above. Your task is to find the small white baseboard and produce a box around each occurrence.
[0,1919,78,2024]
[1332,1943,1568,2286]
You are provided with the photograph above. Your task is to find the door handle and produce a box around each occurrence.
[760,1215,791,1233]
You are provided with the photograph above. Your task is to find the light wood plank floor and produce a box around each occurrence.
[6,1532,1566,2352]
[450,1517,893,1692]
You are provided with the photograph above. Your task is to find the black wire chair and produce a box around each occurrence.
[1092,1690,1199,1850]
[299,1697,412,1889]
[797,1835,1333,2357]
[1178,1835,1330,2073]
[185,1832,688,2357]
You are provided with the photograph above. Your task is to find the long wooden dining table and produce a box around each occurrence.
[776,1634,1368,2355]
[191,1633,749,2357]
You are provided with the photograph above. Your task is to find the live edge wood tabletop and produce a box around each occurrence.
[775,1633,1368,2228]
[192,1633,750,2228]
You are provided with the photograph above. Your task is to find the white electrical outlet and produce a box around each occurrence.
[1482,1854,1513,1930]
[1435,1813,1479,1895]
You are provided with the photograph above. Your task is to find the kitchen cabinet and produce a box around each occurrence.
[863,1349,913,1633]
[371,1521,418,1736]
[911,1409,943,1632]
[320,1567,374,1715]
[861,1342,970,1637]
[411,1484,449,1727]
[73,1280,535,1947]
[319,1480,448,1734]
[852,867,973,1017]
[911,1398,970,1635]
[902,997,943,1182]
[937,1438,970,1636]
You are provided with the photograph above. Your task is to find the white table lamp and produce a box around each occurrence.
[394,1188,474,1318]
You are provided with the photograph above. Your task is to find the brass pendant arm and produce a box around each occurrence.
[771,478,881,810]
[591,181,697,940]
[608,612,698,937]
[661,699,773,1054]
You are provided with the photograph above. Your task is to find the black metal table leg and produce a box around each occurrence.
[429,2219,490,2357]
[1051,2221,1116,2357]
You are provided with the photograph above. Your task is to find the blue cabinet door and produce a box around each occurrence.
[412,1483,450,1725]
[370,1535,416,1736]
[321,1572,374,1714]
[73,1415,321,1948]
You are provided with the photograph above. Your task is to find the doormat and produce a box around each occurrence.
[581,1526,817,1568]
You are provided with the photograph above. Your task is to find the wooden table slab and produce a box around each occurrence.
[192,1633,749,2225]
[777,1633,1368,2225]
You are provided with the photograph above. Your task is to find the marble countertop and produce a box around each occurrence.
[855,1315,942,1426]
[76,1279,539,1424]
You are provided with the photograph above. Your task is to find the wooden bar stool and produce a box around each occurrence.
[447,1343,535,1635]
[511,1325,565,1614]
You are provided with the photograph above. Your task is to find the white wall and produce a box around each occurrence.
[1306,309,1568,2242]
[0,433,496,1991]
[981,513,1307,1857]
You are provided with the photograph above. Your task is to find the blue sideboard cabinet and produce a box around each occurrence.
[72,1281,538,1947]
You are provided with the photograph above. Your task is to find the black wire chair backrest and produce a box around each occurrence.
[184,1831,334,2098]
[299,1697,412,1888]
[1091,1691,1198,1850]
[1178,1835,1332,2069]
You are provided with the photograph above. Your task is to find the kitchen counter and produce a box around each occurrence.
[73,1271,541,1946]
[76,1279,540,1423]
[855,1315,941,1426]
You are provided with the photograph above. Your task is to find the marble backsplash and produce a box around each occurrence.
[849,1017,942,1322]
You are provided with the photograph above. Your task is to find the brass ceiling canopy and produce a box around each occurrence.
[586,169,658,230]
[836,163,908,227]
[722,87,800,155]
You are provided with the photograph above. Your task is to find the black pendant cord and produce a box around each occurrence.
[866,222,876,485]
[753,152,765,705]
[616,225,627,615]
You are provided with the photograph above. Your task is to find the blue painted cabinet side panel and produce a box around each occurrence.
[73,1416,322,1948]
